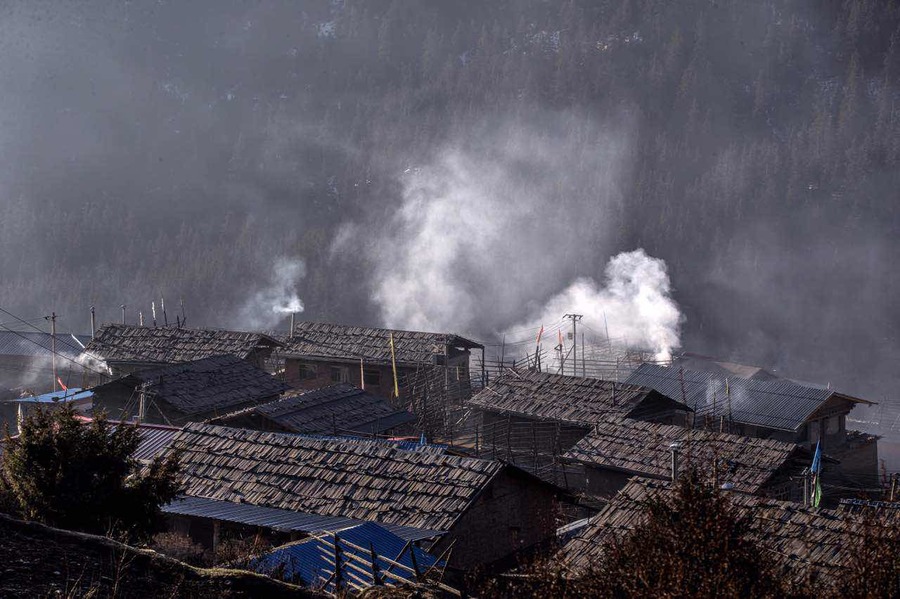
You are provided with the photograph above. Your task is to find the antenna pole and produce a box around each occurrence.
[90,306,96,339]
[50,312,57,391]
[121,304,126,325]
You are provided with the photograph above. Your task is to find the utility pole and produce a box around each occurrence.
[90,306,96,339]
[50,312,57,391]
[564,314,582,377]
[121,304,126,325]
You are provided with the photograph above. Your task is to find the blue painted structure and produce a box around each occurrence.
[248,521,443,592]
[14,388,94,404]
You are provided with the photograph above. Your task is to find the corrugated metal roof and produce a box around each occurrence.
[132,424,179,462]
[624,363,861,432]
[0,331,90,359]
[247,521,443,592]
[163,496,442,541]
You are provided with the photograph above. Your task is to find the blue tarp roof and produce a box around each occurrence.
[248,521,443,593]
[15,388,94,404]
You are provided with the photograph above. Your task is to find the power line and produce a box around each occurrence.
[0,306,110,378]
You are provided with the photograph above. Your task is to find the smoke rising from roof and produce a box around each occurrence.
[509,250,683,361]
[236,257,305,330]
[355,113,634,339]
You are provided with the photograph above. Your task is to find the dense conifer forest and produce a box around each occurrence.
[1,0,898,397]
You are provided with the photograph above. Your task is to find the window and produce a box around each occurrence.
[826,415,841,435]
[330,366,349,383]
[297,362,317,380]
[363,368,381,386]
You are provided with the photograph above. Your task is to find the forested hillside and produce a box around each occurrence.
[0,0,898,397]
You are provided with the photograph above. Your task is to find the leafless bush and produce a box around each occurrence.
[150,532,208,566]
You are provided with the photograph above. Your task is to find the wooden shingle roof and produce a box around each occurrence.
[468,370,688,426]
[212,383,414,435]
[170,423,505,533]
[281,322,482,366]
[560,477,899,581]
[84,324,282,366]
[564,418,806,495]
[103,355,291,418]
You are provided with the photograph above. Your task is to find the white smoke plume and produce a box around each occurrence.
[236,257,305,330]
[77,351,112,377]
[510,250,683,361]
[356,113,634,337]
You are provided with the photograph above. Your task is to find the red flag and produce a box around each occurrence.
[57,377,67,391]
[535,325,544,347]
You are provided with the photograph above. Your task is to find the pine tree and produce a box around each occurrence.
[589,470,788,598]
[0,406,182,542]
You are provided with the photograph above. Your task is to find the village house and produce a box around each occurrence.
[163,423,564,571]
[563,417,811,500]
[625,363,878,481]
[82,324,283,376]
[559,477,900,585]
[90,354,290,425]
[467,370,692,457]
[279,322,484,400]
[208,382,415,437]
